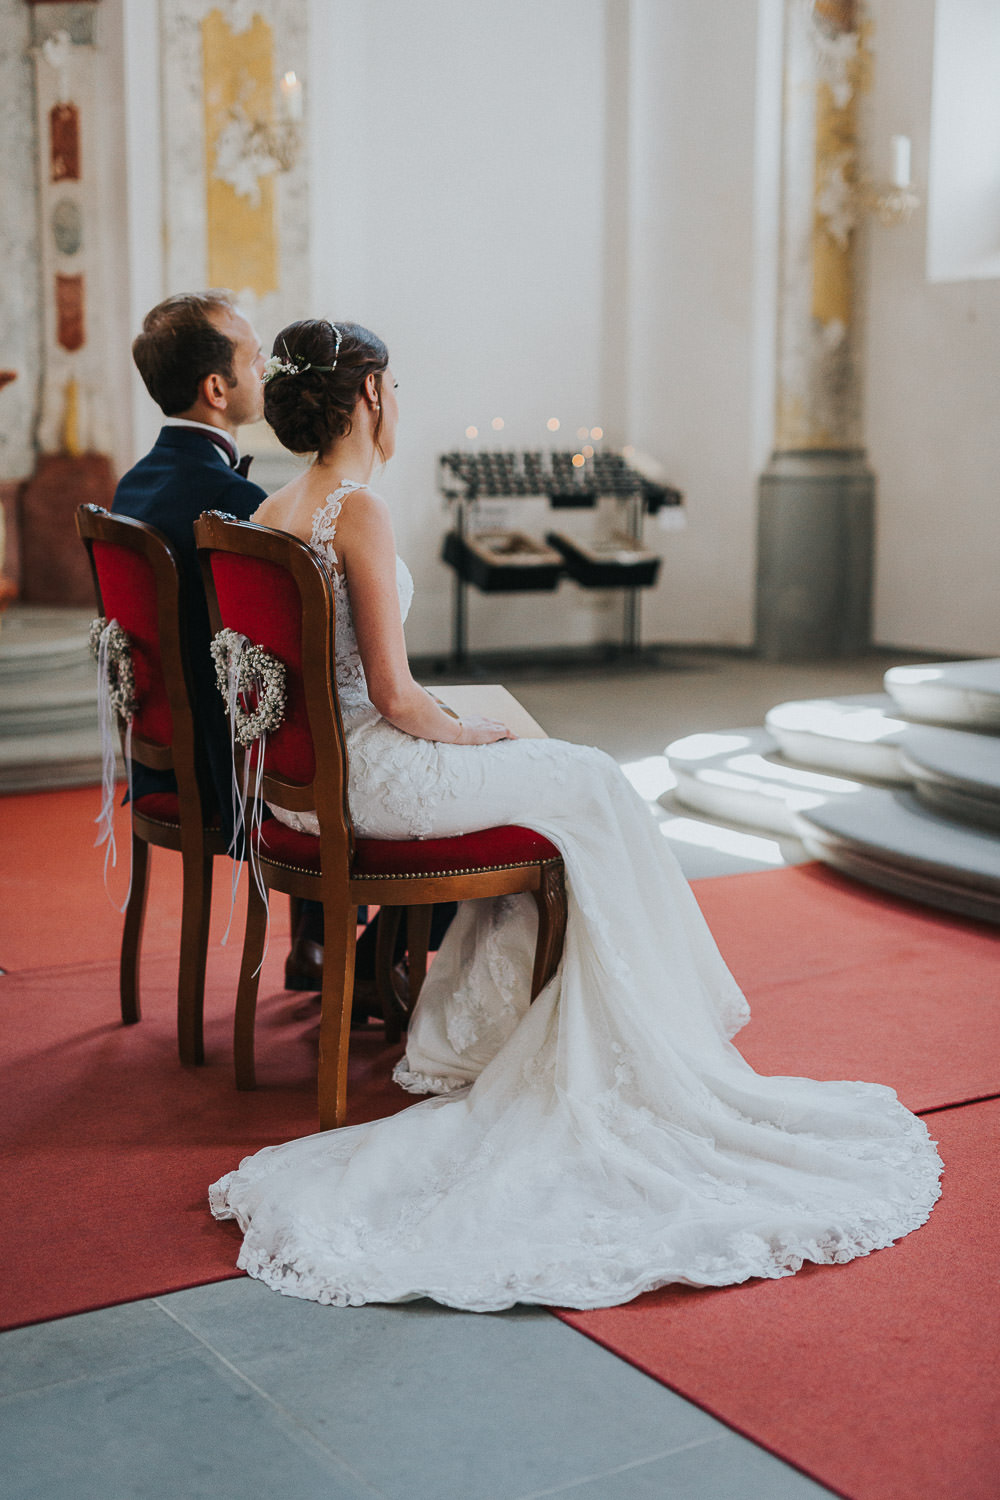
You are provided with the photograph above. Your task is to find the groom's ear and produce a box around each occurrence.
[201,370,230,412]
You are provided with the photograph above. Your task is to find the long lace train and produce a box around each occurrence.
[210,739,941,1311]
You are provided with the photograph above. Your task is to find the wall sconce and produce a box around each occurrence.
[213,71,303,204]
[860,135,921,226]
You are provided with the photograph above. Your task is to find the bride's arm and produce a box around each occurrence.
[338,490,511,745]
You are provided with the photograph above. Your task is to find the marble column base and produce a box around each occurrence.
[755,449,874,661]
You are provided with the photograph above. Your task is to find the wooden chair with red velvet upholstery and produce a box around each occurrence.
[194,510,567,1131]
[76,503,229,1065]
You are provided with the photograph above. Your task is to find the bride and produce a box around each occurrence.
[209,320,942,1312]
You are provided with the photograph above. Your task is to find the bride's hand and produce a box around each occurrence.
[455,714,515,745]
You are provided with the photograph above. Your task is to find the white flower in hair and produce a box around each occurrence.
[262,326,342,385]
[262,354,298,384]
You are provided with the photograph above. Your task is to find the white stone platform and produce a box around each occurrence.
[885,658,1000,728]
[666,659,1000,925]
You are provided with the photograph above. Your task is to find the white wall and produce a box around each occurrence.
[309,0,611,654]
[865,0,1000,655]
[72,0,1000,656]
[305,0,783,656]
[627,0,781,647]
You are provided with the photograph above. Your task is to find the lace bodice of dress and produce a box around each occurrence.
[309,481,414,714]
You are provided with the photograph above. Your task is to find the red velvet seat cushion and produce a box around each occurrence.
[134,792,182,824]
[133,793,221,831]
[255,818,559,877]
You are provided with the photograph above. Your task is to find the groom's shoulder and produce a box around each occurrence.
[114,434,264,523]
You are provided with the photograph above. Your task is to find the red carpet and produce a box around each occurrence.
[3,787,999,1498]
[0,943,410,1329]
[557,1099,1000,1500]
[696,862,1000,1113]
[0,784,262,970]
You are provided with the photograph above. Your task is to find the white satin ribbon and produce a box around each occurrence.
[219,632,271,974]
[94,619,134,914]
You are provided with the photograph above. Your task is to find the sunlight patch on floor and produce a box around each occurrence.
[660,817,786,866]
[619,755,678,802]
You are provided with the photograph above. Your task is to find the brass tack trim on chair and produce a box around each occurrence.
[134,813,220,835]
[256,855,563,880]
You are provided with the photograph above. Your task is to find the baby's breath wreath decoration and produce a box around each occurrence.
[211,628,288,745]
[89,616,138,722]
[211,628,289,961]
[89,616,138,913]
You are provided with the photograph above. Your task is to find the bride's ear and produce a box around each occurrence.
[363,373,381,410]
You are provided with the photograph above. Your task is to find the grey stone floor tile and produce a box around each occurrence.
[526,1428,837,1499]
[158,1281,725,1500]
[0,1300,195,1398]
[0,1346,379,1500]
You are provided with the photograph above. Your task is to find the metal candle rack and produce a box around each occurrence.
[439,449,682,664]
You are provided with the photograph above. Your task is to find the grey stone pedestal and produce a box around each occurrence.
[756,450,874,661]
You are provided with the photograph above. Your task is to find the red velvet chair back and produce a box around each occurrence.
[76,505,199,777]
[200,552,316,786]
[194,512,353,863]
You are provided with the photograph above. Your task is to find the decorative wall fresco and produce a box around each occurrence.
[202,7,279,295]
[161,0,309,354]
[49,100,80,181]
[774,0,871,451]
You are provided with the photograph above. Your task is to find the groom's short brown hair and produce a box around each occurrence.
[132,291,238,416]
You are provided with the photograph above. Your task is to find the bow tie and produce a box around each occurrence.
[202,430,252,476]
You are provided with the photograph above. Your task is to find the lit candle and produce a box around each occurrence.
[890,135,911,189]
[280,71,303,122]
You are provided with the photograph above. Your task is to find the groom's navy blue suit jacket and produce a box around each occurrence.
[113,425,267,841]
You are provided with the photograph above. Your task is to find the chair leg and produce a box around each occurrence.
[317,901,358,1131]
[405,904,433,1005]
[234,877,269,1090]
[119,831,150,1025]
[530,862,567,1000]
[177,847,214,1066]
[375,905,407,1044]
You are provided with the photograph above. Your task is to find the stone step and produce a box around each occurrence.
[796,787,1000,925]
[765,693,910,783]
[0,605,105,790]
[0,660,99,736]
[899,724,1000,832]
[885,658,1000,729]
[0,604,94,681]
[0,724,107,792]
[664,726,873,837]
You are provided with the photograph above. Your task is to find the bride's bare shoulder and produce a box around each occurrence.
[251,477,306,527]
[336,484,393,536]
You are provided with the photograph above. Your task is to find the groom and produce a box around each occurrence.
[113,291,268,841]
[113,291,322,988]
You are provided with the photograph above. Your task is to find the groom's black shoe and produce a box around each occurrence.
[284,939,408,1029]
[284,937,323,992]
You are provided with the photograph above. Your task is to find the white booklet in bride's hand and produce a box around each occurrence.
[428,684,548,739]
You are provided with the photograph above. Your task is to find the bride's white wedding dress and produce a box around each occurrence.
[209,483,942,1311]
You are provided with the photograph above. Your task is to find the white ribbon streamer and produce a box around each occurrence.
[93,619,134,914]
[219,632,272,973]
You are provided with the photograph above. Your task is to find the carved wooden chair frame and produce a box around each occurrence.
[76,503,229,1064]
[194,511,567,1130]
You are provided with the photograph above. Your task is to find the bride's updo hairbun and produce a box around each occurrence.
[264,319,389,458]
